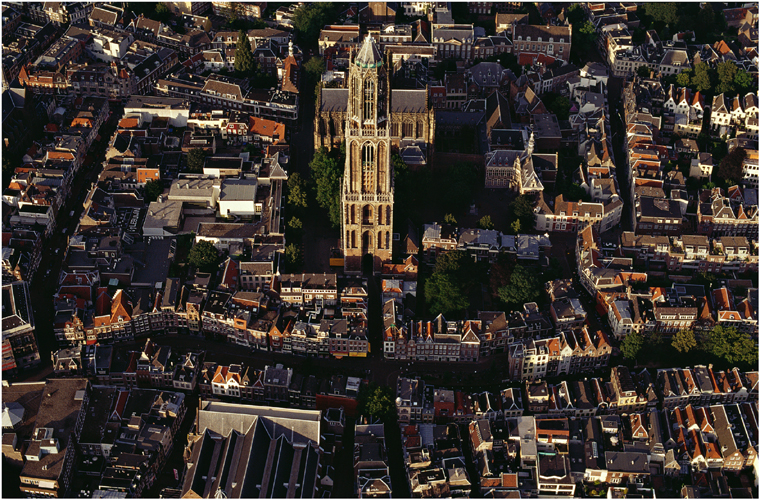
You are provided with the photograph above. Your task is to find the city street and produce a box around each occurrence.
[10,106,122,384]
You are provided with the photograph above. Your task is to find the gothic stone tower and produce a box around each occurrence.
[342,36,394,274]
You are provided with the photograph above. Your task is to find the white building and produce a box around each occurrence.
[402,1,433,16]
[218,178,257,217]
[123,95,191,127]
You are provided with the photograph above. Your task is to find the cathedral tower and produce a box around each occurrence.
[342,36,394,273]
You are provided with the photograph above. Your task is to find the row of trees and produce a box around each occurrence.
[662,61,755,97]
[424,248,546,318]
[620,325,758,369]
[308,145,344,228]
[639,3,727,45]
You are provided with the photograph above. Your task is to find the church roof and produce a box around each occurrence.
[320,88,427,114]
[355,35,383,68]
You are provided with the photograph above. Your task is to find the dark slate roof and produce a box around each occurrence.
[320,88,349,112]
[391,89,427,113]
[319,88,427,114]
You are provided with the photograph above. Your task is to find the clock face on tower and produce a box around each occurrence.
[341,36,394,274]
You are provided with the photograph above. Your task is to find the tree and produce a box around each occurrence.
[735,69,755,94]
[631,27,646,44]
[188,241,219,272]
[154,3,171,22]
[2,152,17,190]
[676,69,693,87]
[288,216,303,230]
[706,325,758,367]
[510,195,534,232]
[497,264,541,307]
[444,213,457,225]
[644,3,678,26]
[716,61,738,95]
[691,62,716,93]
[621,331,645,360]
[287,172,308,209]
[671,329,697,353]
[444,162,478,211]
[304,56,325,95]
[510,219,521,234]
[566,4,586,26]
[304,56,325,79]
[565,183,591,202]
[425,271,469,316]
[360,385,397,423]
[717,147,746,185]
[695,4,716,41]
[542,92,572,121]
[293,3,336,46]
[144,179,163,203]
[637,65,651,78]
[477,215,494,230]
[234,29,255,76]
[284,243,303,272]
[310,146,343,227]
[187,148,207,173]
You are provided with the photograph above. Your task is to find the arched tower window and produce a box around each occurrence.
[362,143,375,192]
[364,79,375,122]
[417,120,425,138]
[353,75,361,122]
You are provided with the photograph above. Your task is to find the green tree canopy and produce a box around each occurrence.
[735,69,755,95]
[188,241,220,272]
[542,92,572,121]
[293,3,337,46]
[144,179,163,203]
[643,3,678,26]
[284,243,303,272]
[691,62,716,93]
[444,213,457,225]
[154,3,171,22]
[288,216,303,230]
[717,147,746,185]
[310,146,344,227]
[304,56,325,95]
[287,172,309,209]
[497,264,541,307]
[304,56,325,78]
[510,219,521,234]
[621,331,645,360]
[234,29,256,76]
[636,65,652,78]
[676,69,693,87]
[444,162,478,211]
[671,329,697,353]
[510,195,534,232]
[359,385,397,423]
[706,325,758,367]
[187,148,207,173]
[425,250,481,317]
[425,271,469,316]
[477,215,494,230]
[716,61,738,95]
